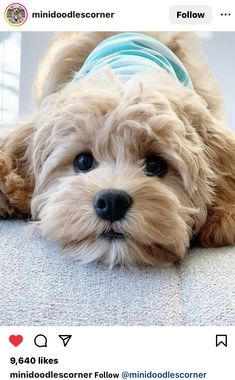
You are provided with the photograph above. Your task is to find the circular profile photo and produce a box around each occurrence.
[4,3,28,26]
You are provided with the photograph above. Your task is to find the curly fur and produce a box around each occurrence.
[1,32,235,266]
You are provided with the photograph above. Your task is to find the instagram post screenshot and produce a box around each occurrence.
[0,0,234,378]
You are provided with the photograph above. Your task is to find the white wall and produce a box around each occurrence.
[19,32,53,117]
[203,32,235,130]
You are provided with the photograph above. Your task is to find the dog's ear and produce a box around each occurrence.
[34,32,114,105]
[0,120,35,216]
[198,126,235,247]
[178,91,235,248]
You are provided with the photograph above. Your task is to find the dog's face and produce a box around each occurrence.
[13,8,20,13]
[13,7,22,21]
[31,71,215,266]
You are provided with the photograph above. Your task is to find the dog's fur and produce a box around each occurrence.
[1,32,235,266]
[12,7,24,23]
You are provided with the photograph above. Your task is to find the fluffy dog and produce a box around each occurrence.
[0,32,235,267]
[12,6,24,24]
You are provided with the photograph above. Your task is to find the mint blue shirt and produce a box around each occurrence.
[73,33,193,89]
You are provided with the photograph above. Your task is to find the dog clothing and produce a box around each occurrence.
[73,33,193,89]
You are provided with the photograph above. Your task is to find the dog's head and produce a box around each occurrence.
[31,70,215,266]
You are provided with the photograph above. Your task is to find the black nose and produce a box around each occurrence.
[93,189,133,222]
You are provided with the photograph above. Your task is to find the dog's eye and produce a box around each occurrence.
[73,152,96,173]
[145,154,168,177]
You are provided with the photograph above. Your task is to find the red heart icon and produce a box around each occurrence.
[9,335,23,347]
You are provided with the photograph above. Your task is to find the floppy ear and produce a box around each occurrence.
[198,126,235,247]
[34,32,114,105]
[0,120,35,217]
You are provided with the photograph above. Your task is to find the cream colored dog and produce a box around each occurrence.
[12,6,24,24]
[0,32,235,266]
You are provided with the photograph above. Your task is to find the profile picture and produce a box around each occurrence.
[4,3,28,26]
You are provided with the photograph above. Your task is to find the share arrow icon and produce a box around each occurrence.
[58,335,72,347]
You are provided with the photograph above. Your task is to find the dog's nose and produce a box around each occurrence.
[93,189,133,222]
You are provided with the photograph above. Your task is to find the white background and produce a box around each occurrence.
[1,327,234,379]
[0,0,234,31]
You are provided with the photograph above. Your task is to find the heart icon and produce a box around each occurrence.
[9,335,23,347]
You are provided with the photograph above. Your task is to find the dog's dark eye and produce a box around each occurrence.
[73,152,96,173]
[145,154,168,177]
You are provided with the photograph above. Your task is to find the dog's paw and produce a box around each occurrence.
[0,152,11,178]
[0,151,30,216]
[3,172,30,214]
[0,152,13,217]
[0,191,14,218]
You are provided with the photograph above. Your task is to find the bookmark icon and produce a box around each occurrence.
[58,335,72,347]
[216,334,227,347]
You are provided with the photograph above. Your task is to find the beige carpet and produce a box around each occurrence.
[0,220,234,325]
